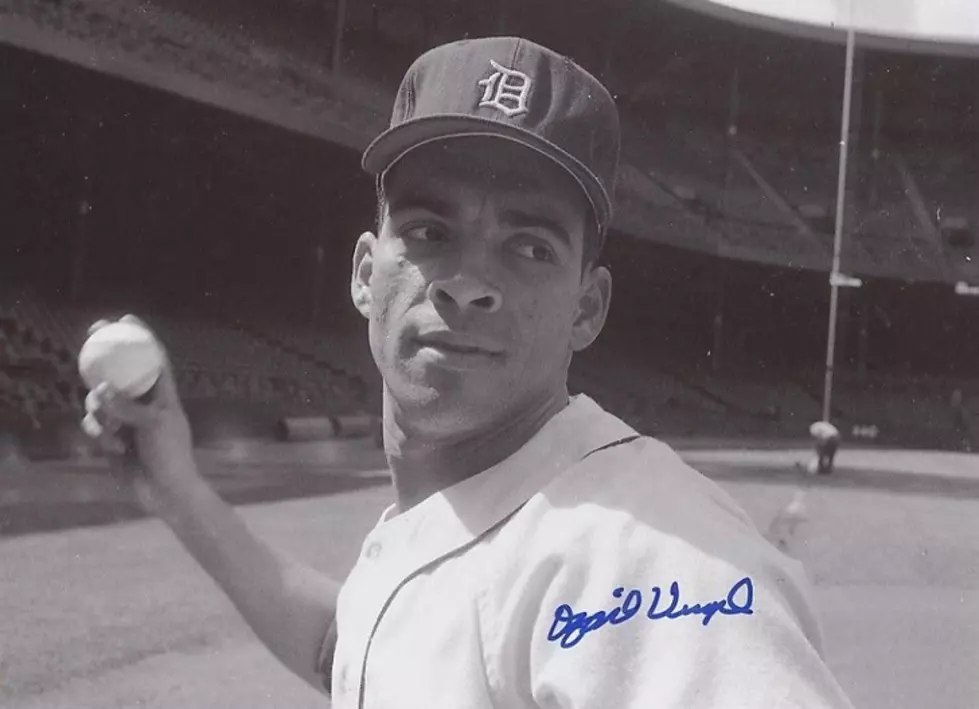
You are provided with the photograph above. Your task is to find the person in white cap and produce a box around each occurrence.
[82,37,855,708]
[809,420,841,475]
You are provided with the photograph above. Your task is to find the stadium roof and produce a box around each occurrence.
[663,0,979,58]
[3,0,976,286]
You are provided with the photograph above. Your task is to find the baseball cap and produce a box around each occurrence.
[362,36,621,239]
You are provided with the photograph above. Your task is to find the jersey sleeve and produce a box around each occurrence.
[479,437,856,709]
[524,550,854,709]
[484,513,855,709]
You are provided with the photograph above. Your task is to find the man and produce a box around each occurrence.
[809,420,841,475]
[83,37,854,708]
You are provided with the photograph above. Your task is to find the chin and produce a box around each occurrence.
[386,377,500,429]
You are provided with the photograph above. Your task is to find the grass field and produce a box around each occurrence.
[1,442,978,708]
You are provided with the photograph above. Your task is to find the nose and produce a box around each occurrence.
[428,274,503,314]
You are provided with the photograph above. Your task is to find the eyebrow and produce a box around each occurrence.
[387,193,460,220]
[498,209,573,250]
[388,193,574,251]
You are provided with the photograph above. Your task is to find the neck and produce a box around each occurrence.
[382,388,570,513]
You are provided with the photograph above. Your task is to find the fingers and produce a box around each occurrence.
[83,381,164,454]
[118,313,152,331]
[85,314,180,408]
[86,383,117,424]
[92,314,153,334]
[83,386,128,455]
[81,412,127,457]
[103,382,167,428]
[87,319,113,336]
[81,315,184,474]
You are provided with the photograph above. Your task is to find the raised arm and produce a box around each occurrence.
[82,317,341,692]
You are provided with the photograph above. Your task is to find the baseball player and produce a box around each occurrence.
[83,37,855,708]
[809,420,841,475]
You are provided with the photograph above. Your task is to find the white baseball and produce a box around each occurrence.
[78,320,164,398]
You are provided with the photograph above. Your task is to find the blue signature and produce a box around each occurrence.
[546,577,754,649]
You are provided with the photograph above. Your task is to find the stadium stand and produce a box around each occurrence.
[737,134,838,211]
[0,287,373,452]
[3,0,976,456]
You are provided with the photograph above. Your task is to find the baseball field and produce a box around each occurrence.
[1,439,977,709]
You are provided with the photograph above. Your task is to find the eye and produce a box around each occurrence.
[513,241,557,263]
[402,224,449,243]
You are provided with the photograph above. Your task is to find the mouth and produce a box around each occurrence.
[413,334,504,359]
[423,342,487,355]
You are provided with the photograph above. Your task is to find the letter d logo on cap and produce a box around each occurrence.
[477,60,531,118]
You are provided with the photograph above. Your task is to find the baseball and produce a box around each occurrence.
[78,319,164,398]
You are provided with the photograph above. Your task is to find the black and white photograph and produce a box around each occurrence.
[1,0,978,707]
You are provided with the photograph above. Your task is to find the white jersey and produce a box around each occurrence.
[810,421,840,441]
[324,395,854,708]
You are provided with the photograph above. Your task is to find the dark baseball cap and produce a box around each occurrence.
[362,36,621,238]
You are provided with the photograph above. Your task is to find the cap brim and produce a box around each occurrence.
[362,115,611,233]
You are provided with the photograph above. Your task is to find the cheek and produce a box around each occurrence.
[369,257,422,349]
[515,288,578,358]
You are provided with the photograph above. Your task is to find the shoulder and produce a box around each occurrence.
[488,435,823,648]
[539,435,760,549]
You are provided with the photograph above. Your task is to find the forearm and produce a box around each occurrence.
[155,458,340,691]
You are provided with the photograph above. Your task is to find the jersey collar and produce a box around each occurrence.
[373,394,637,561]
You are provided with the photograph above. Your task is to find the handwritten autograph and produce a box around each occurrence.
[546,577,754,649]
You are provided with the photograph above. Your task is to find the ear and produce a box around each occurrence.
[570,265,612,352]
[351,231,377,319]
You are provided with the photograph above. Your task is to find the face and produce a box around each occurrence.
[351,136,612,439]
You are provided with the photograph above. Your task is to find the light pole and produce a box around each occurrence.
[822,20,858,424]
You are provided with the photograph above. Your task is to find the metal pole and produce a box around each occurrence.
[822,26,857,423]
